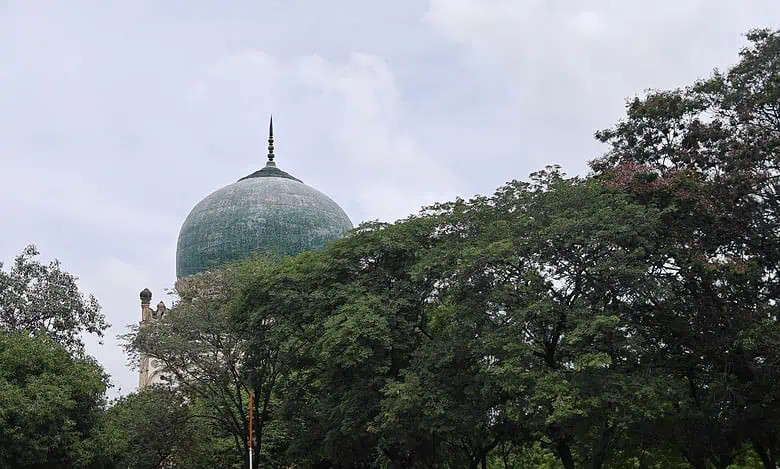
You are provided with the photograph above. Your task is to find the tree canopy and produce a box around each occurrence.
[9,26,778,469]
[226,28,780,468]
[0,333,108,469]
[0,246,110,468]
[0,245,107,354]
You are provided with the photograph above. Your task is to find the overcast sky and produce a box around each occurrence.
[1,1,779,395]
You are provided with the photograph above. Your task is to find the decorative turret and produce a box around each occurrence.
[138,289,167,388]
[155,301,167,319]
[140,288,152,322]
[140,288,152,305]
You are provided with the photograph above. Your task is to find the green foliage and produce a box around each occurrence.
[592,28,780,469]
[124,267,285,468]
[3,22,780,469]
[220,29,780,469]
[90,387,239,469]
[231,172,671,468]
[108,27,779,469]
[0,333,107,469]
[0,245,107,354]
[0,247,112,468]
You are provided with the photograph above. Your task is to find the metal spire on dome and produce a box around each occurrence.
[267,115,275,165]
[237,114,302,183]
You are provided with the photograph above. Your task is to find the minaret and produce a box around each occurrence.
[138,288,166,389]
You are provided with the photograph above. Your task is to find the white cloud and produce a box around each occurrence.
[187,49,460,223]
[425,0,780,176]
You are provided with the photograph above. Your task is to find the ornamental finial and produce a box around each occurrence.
[267,115,275,164]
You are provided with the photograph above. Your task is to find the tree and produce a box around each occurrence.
[125,266,285,469]
[0,245,106,354]
[402,169,680,469]
[90,387,238,469]
[114,28,780,468]
[0,333,108,469]
[235,170,680,469]
[237,219,442,467]
[0,246,111,468]
[592,28,780,469]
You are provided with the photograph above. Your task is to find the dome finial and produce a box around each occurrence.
[267,115,275,165]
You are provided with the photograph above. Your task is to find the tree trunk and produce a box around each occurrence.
[556,440,576,469]
[590,423,613,469]
[501,443,511,469]
[714,458,730,469]
[751,437,777,469]
[684,455,708,469]
[591,453,606,469]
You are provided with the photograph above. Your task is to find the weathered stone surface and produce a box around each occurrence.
[176,170,352,278]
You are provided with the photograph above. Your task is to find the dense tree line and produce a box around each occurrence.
[3,28,780,469]
[130,29,780,469]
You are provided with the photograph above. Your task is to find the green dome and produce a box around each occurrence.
[176,161,353,278]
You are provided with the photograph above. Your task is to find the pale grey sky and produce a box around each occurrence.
[1,1,778,395]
